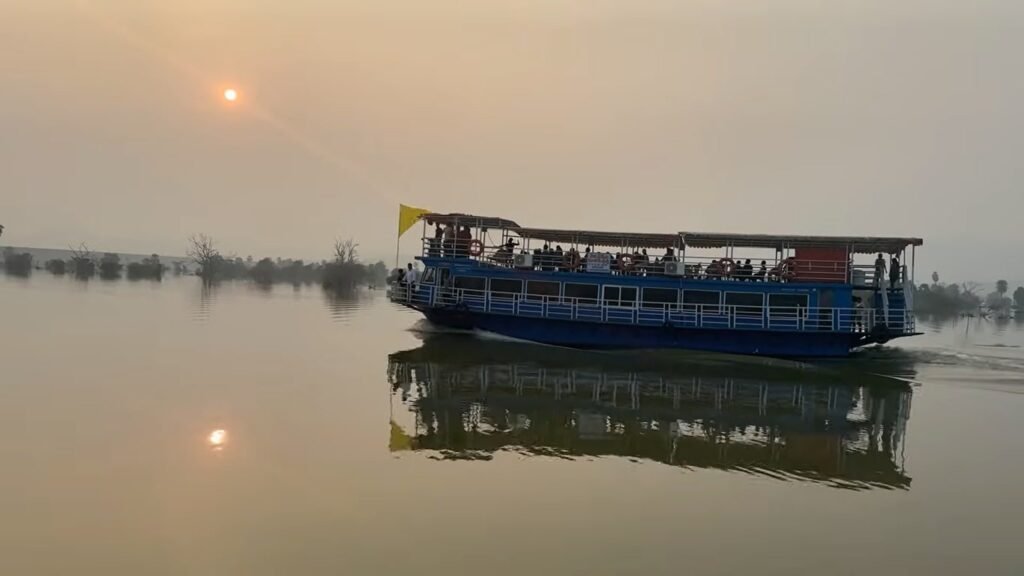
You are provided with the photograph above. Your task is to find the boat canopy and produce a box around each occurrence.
[420,212,520,230]
[411,211,922,254]
[679,232,923,254]
[515,227,679,249]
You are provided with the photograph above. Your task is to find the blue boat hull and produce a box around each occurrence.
[422,307,859,358]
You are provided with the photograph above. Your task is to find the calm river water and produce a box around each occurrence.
[2,273,1023,575]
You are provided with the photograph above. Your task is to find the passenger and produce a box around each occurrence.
[663,247,676,262]
[566,247,581,271]
[429,223,443,257]
[541,243,552,271]
[742,259,753,280]
[757,260,767,281]
[555,245,565,271]
[404,262,419,288]
[890,255,901,288]
[706,259,722,279]
[874,253,886,287]
[495,238,516,266]
[583,246,592,269]
[442,224,455,257]
[457,226,472,257]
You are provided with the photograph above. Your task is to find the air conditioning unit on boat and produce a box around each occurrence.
[664,261,685,276]
[513,253,533,269]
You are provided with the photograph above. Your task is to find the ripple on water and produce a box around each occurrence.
[322,290,361,323]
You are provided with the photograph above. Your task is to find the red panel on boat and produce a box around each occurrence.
[792,247,848,283]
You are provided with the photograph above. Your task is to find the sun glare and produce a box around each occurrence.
[208,429,228,449]
[223,88,238,102]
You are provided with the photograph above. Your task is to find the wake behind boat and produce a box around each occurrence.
[389,211,923,358]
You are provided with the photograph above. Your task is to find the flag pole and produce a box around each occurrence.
[394,229,400,270]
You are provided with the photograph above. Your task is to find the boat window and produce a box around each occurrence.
[453,276,486,293]
[683,290,721,314]
[525,280,560,302]
[603,286,638,307]
[489,278,523,298]
[768,293,809,317]
[725,292,764,316]
[641,287,678,308]
[564,283,599,305]
[420,268,436,285]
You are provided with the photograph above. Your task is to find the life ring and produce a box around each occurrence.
[468,239,484,257]
[565,251,581,270]
[617,254,634,272]
[720,257,736,277]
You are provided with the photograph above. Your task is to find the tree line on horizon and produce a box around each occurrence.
[914,272,1023,316]
[1,236,389,291]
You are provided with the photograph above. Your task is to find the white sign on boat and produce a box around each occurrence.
[586,252,612,273]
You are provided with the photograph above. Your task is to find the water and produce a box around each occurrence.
[2,273,1023,575]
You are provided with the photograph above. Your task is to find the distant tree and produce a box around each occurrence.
[187,234,221,280]
[323,238,366,292]
[250,258,277,285]
[69,244,96,278]
[99,253,123,279]
[931,271,939,285]
[1014,287,1024,310]
[996,280,1008,295]
[45,259,67,275]
[333,238,359,264]
[126,255,165,280]
[2,248,32,276]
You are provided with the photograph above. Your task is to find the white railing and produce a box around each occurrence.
[389,285,914,334]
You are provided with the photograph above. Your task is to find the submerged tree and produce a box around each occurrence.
[985,279,1012,312]
[187,234,221,281]
[1014,287,1024,310]
[126,254,165,280]
[99,253,123,279]
[2,248,32,276]
[45,259,67,275]
[322,238,366,292]
[69,244,95,278]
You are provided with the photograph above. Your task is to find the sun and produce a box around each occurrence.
[223,88,238,102]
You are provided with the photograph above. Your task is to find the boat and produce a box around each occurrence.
[388,334,913,490]
[388,212,923,358]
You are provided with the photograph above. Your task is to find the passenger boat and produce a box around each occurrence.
[388,212,923,358]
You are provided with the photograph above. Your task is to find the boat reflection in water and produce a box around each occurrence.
[388,335,914,491]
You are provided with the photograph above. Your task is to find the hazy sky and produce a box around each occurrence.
[2,0,1022,280]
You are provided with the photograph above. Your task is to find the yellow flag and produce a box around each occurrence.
[389,420,414,452]
[398,204,430,237]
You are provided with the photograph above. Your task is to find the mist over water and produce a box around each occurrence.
[2,274,1024,575]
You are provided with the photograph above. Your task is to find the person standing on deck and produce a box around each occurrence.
[405,262,419,289]
[442,224,455,257]
[890,255,901,288]
[874,253,886,287]
[430,224,443,257]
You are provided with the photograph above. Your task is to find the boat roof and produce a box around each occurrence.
[420,212,520,229]
[515,227,679,249]
[679,232,923,254]
[415,212,922,253]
